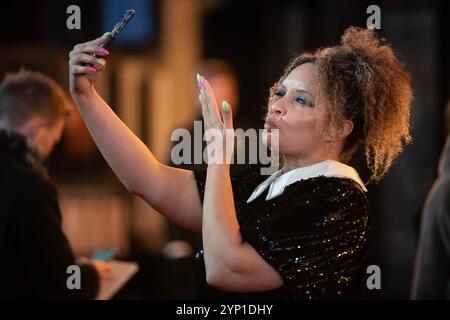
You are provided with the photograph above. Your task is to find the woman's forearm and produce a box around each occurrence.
[202,165,243,278]
[73,89,160,193]
[72,89,203,231]
[202,165,284,291]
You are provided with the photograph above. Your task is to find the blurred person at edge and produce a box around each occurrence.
[412,100,450,299]
[0,70,110,299]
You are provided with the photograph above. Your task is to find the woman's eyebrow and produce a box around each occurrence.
[279,84,315,98]
[295,88,315,99]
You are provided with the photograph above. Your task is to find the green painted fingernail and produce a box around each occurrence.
[96,59,105,66]
[103,32,110,37]
[222,101,230,112]
[196,73,201,82]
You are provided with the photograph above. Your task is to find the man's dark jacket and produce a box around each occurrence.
[0,130,99,299]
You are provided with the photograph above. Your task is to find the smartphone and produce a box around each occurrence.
[91,248,117,261]
[88,9,135,67]
[101,9,136,50]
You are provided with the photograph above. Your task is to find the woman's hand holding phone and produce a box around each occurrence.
[69,34,110,97]
[68,9,135,97]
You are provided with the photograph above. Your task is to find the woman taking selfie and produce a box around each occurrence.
[68,26,412,299]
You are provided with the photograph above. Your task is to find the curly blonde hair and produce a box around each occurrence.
[269,27,412,182]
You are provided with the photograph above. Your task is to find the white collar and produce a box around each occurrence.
[247,160,367,203]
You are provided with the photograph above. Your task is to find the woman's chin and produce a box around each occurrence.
[262,131,280,152]
[261,129,280,149]
[262,130,270,146]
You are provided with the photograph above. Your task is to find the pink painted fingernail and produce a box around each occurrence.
[197,80,204,91]
[197,73,204,90]
[87,67,97,73]
[98,48,110,55]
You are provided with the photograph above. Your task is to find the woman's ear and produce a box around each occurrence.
[323,119,354,142]
[339,119,354,140]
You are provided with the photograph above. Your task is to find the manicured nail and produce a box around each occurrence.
[197,76,204,90]
[222,101,230,113]
[98,48,110,55]
[87,67,97,73]
[103,32,110,37]
[198,93,203,103]
[96,59,105,66]
[196,73,201,83]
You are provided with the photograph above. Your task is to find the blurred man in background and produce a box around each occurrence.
[0,70,108,299]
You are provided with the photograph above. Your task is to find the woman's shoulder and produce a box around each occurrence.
[282,175,369,218]
[262,176,369,235]
[283,175,368,202]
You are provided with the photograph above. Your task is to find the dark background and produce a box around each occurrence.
[0,0,449,299]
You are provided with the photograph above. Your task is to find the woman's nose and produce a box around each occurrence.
[270,98,287,117]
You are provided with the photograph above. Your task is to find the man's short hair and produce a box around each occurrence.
[0,70,71,127]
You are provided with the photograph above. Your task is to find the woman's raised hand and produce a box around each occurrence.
[197,74,234,165]
[69,34,110,97]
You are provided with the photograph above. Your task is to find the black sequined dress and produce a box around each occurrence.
[193,164,370,299]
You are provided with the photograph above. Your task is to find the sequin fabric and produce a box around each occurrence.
[194,164,370,299]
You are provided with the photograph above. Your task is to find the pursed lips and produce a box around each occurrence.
[264,118,279,131]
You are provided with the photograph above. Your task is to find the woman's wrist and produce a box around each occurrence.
[207,163,230,172]
[71,86,97,105]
